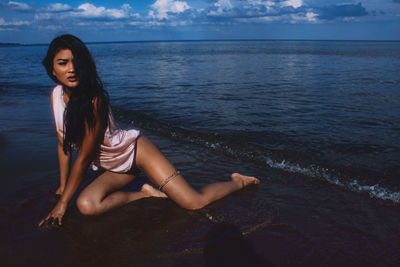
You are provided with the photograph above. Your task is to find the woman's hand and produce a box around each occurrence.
[38,200,68,227]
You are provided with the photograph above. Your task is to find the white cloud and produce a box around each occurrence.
[245,0,276,14]
[236,8,318,24]
[210,0,233,15]
[34,13,53,20]
[0,17,31,26]
[281,0,302,9]
[69,3,132,19]
[76,3,107,18]
[290,11,318,22]
[305,11,318,22]
[248,0,275,8]
[46,3,72,12]
[214,0,232,10]
[7,1,31,11]
[237,14,288,23]
[105,9,127,19]
[1,0,378,36]
[150,0,191,19]
[8,1,32,11]
[38,24,63,31]
[33,2,141,25]
[122,4,131,11]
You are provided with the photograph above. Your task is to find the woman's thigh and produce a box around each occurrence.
[78,171,136,202]
[135,136,201,207]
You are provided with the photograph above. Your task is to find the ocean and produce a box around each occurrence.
[0,40,399,266]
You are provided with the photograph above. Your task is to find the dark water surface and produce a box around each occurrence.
[0,40,399,266]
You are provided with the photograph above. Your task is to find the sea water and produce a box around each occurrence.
[92,40,400,201]
[0,40,399,265]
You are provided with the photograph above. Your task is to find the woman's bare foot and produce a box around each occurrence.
[231,173,260,188]
[141,184,168,198]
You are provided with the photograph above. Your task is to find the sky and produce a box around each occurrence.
[1,0,400,43]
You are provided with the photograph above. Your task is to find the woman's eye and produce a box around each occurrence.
[58,62,67,66]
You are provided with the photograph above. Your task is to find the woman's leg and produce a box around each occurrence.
[135,136,259,210]
[76,171,167,216]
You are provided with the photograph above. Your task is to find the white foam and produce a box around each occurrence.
[348,180,400,203]
[265,157,400,203]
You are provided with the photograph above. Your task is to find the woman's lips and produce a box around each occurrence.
[67,76,77,82]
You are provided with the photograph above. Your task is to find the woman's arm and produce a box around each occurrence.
[50,91,71,195]
[56,133,71,195]
[39,98,104,226]
[58,116,102,205]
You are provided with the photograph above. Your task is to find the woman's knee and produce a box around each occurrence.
[178,197,207,210]
[76,195,99,216]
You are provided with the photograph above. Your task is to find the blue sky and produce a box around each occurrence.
[1,0,400,43]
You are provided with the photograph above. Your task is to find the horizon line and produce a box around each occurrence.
[1,38,400,47]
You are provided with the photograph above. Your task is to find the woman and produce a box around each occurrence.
[39,34,259,227]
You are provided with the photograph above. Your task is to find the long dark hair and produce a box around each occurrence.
[43,34,109,153]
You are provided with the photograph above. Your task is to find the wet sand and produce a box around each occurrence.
[1,131,399,266]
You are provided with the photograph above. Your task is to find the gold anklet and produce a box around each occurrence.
[158,170,180,191]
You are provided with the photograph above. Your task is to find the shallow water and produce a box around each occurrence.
[0,40,399,266]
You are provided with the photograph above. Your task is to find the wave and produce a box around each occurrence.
[112,106,400,204]
[265,159,400,203]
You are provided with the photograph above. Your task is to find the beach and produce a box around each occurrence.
[0,40,399,266]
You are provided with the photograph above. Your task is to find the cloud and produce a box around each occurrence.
[7,1,32,11]
[281,0,302,9]
[240,1,279,16]
[149,0,191,19]
[46,3,72,12]
[290,11,318,22]
[72,3,130,19]
[246,0,275,10]
[122,4,131,11]
[33,2,140,22]
[214,0,232,10]
[0,17,31,25]
[0,0,394,36]
[202,0,314,24]
[206,0,234,16]
[0,1,33,12]
[234,9,318,24]
[318,3,368,20]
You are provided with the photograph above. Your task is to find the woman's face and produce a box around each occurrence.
[52,48,79,88]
